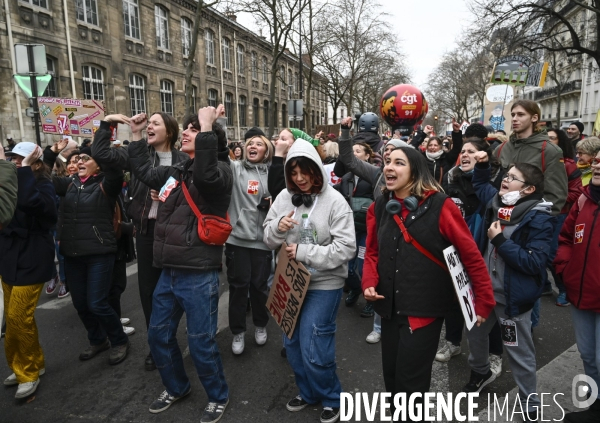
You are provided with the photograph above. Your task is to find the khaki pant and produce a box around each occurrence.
[2,279,45,383]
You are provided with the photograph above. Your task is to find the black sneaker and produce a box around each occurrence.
[149,389,191,414]
[145,352,156,371]
[200,399,229,423]
[360,303,374,318]
[463,369,496,393]
[79,339,110,361]
[321,407,340,423]
[345,290,361,307]
[286,395,309,412]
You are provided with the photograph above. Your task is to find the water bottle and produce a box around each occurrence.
[299,213,317,274]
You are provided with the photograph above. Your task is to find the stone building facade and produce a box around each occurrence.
[0,0,328,144]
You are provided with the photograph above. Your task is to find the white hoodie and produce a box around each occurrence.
[263,140,356,290]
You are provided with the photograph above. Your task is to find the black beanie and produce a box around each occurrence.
[80,146,92,156]
[244,127,266,141]
[573,121,584,133]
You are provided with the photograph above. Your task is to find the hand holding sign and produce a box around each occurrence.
[488,221,502,239]
[286,243,298,260]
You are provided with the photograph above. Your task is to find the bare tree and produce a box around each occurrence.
[184,0,220,115]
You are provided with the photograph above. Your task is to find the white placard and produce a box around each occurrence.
[443,245,477,330]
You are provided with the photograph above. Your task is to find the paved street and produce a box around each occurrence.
[0,262,579,422]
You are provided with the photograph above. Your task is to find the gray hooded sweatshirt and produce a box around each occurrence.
[263,140,356,290]
[227,159,271,250]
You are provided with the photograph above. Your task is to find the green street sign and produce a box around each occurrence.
[13,74,52,98]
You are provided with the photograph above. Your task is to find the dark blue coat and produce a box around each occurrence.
[0,167,57,286]
[473,163,556,317]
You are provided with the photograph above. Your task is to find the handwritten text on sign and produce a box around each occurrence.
[266,243,311,339]
[444,246,477,330]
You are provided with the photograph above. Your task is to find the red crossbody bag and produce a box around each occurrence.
[181,181,232,246]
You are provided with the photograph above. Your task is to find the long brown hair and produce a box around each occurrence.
[382,147,443,199]
[151,111,179,149]
[285,156,323,194]
[511,100,541,132]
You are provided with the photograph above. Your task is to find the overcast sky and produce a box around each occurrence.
[234,0,472,90]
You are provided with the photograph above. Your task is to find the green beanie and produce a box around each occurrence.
[289,128,320,147]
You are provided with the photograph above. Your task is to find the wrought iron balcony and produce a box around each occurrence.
[534,79,582,101]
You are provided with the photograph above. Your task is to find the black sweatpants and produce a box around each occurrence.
[108,258,127,318]
[445,306,504,356]
[135,220,163,328]
[225,244,272,335]
[381,314,444,422]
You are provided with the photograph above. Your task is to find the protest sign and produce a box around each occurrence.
[443,245,477,330]
[266,243,311,339]
[37,97,105,137]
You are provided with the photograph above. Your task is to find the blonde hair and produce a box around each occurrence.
[322,140,339,158]
[576,137,600,157]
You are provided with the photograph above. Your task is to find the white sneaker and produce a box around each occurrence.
[232,332,245,355]
[489,354,503,377]
[4,368,45,387]
[15,379,39,398]
[255,327,267,346]
[123,326,135,336]
[366,331,381,344]
[435,341,461,362]
[120,317,131,325]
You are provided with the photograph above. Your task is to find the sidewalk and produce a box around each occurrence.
[477,343,584,422]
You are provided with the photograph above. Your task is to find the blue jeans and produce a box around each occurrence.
[284,288,342,408]
[532,299,540,329]
[346,232,366,292]
[65,254,127,347]
[374,313,381,334]
[571,307,600,398]
[148,268,229,402]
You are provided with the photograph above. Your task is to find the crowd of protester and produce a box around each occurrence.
[0,99,599,423]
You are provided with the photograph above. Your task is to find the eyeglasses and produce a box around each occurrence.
[503,173,526,183]
[78,154,92,163]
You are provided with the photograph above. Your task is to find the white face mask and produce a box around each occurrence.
[500,188,528,206]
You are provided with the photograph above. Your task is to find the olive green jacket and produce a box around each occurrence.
[494,131,567,215]
[0,160,18,229]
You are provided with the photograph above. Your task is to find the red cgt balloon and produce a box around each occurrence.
[380,84,429,134]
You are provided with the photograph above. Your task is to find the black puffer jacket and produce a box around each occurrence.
[128,132,233,270]
[53,124,124,257]
[92,121,188,235]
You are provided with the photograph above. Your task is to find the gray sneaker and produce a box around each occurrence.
[79,339,110,361]
[109,340,130,365]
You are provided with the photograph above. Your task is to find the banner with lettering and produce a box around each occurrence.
[443,245,478,330]
[38,97,105,137]
[266,243,311,339]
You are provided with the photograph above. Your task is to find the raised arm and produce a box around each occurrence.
[92,117,131,170]
[338,118,381,186]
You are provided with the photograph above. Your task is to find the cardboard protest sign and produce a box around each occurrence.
[490,55,531,87]
[38,97,105,137]
[443,246,477,330]
[266,242,311,339]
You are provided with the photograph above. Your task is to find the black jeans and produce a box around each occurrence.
[225,244,272,335]
[381,314,444,422]
[65,254,128,347]
[445,307,503,356]
[136,220,163,328]
[108,258,127,318]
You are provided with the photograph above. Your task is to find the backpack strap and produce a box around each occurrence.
[496,141,506,161]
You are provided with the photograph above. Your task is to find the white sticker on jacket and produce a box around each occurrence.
[159,176,179,202]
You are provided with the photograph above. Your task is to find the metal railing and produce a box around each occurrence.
[534,79,582,101]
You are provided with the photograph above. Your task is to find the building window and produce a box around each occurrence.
[82,65,104,100]
[76,0,99,26]
[239,96,247,127]
[129,74,146,115]
[263,100,269,127]
[225,93,234,126]
[208,88,218,107]
[181,18,192,56]
[294,72,299,92]
[123,0,140,39]
[282,103,287,126]
[222,37,231,71]
[253,98,260,126]
[251,52,258,80]
[155,5,169,49]
[205,30,215,65]
[262,56,268,83]
[160,80,173,115]
[237,45,244,75]
[22,0,47,8]
[288,69,293,98]
[44,57,57,97]
[311,110,315,129]
[280,65,285,91]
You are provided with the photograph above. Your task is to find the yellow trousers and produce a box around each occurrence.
[2,279,45,383]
